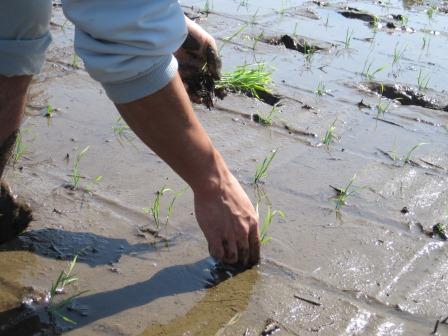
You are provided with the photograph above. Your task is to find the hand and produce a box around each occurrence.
[174,17,222,103]
[194,173,260,267]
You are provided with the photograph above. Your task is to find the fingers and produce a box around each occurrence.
[206,45,222,80]
[222,236,238,265]
[208,237,225,261]
[237,237,250,267]
[248,221,261,265]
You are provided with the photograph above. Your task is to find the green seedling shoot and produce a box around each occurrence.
[256,103,281,126]
[219,24,248,51]
[392,43,406,67]
[344,28,354,48]
[216,63,273,100]
[321,118,337,146]
[403,142,427,164]
[12,130,29,165]
[362,58,387,79]
[254,149,277,184]
[331,174,365,210]
[47,256,88,325]
[427,5,438,21]
[71,146,89,189]
[315,81,327,96]
[417,68,430,91]
[143,186,185,232]
[256,204,285,244]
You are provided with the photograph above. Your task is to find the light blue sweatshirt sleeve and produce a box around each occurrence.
[62,0,188,103]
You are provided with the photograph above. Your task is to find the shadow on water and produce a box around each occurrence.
[0,258,250,335]
[0,228,156,267]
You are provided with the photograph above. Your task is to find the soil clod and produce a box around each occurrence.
[366,81,448,111]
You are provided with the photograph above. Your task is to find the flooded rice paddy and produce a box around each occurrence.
[1,0,448,335]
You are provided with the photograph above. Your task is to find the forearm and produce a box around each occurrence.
[116,73,229,193]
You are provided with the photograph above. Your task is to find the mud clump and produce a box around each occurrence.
[264,34,333,54]
[338,7,377,23]
[367,81,448,111]
[0,304,51,336]
[0,181,33,244]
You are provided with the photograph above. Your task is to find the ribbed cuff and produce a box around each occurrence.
[101,55,178,104]
[0,33,52,76]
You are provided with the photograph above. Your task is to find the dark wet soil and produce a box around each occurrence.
[367,81,448,111]
[0,182,33,245]
[263,34,334,54]
[338,7,377,23]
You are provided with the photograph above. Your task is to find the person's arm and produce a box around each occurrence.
[117,73,260,266]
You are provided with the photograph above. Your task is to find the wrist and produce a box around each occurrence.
[190,149,232,196]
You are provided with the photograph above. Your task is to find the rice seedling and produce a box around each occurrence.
[321,118,337,146]
[331,174,365,210]
[216,63,273,100]
[202,0,212,14]
[45,104,55,118]
[427,5,438,21]
[402,142,427,164]
[85,175,103,196]
[278,0,288,15]
[219,24,248,51]
[256,204,285,244]
[71,146,89,189]
[293,22,299,36]
[249,8,259,25]
[71,52,80,69]
[12,130,29,165]
[399,15,409,26]
[344,28,354,48]
[304,42,316,65]
[256,103,281,126]
[113,116,131,138]
[392,43,406,67]
[362,58,387,79]
[315,81,327,96]
[324,14,330,28]
[47,256,87,325]
[254,149,277,184]
[417,68,430,90]
[143,186,185,232]
[251,32,264,50]
[370,15,381,30]
[375,99,392,119]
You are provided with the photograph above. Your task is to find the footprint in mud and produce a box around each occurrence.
[0,181,33,245]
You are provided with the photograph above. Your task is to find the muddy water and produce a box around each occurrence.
[1,0,448,335]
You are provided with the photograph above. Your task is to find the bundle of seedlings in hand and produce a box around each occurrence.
[216,63,273,101]
[253,149,277,184]
[330,174,365,210]
[256,204,285,244]
[47,256,87,325]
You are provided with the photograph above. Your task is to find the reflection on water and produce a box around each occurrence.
[140,267,259,336]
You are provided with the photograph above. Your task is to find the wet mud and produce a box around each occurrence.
[1,0,448,335]
[366,81,448,111]
[0,182,33,245]
[263,34,335,54]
